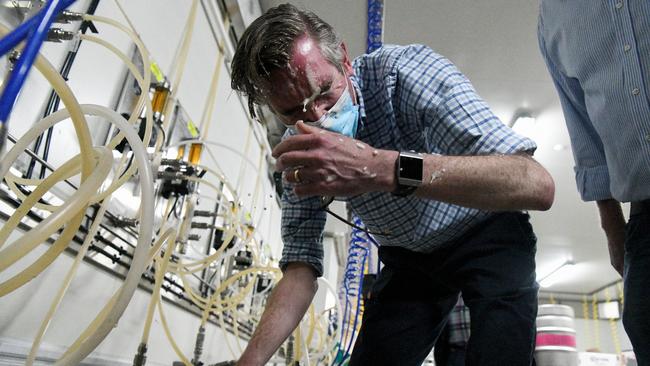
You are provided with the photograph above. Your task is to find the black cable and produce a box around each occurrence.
[319,196,388,236]
[26,49,74,178]
[156,123,166,147]
[323,207,386,236]
[173,205,181,219]
[201,197,222,296]
[167,196,180,220]
[118,151,135,179]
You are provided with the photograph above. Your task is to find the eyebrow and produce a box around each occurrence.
[279,79,333,116]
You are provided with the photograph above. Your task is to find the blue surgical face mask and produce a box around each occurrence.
[288,84,360,138]
[308,85,359,137]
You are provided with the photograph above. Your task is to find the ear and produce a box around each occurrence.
[340,42,354,76]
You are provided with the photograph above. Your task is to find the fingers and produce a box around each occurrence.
[275,150,320,172]
[272,133,317,158]
[295,120,320,134]
[273,122,337,158]
[284,166,329,185]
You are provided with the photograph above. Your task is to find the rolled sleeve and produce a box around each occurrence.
[278,175,327,277]
[575,165,612,201]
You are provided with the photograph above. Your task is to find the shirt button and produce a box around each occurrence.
[645,134,650,142]
[624,44,631,52]
[632,88,640,95]
[616,2,623,9]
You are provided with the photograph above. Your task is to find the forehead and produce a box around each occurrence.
[266,36,339,94]
[290,36,331,72]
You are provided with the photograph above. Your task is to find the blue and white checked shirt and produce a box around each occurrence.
[447,297,471,347]
[538,0,650,202]
[279,44,537,276]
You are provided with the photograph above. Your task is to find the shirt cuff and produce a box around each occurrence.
[279,255,323,278]
[574,165,612,201]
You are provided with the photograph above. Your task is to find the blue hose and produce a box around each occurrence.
[0,0,76,56]
[0,0,76,125]
[334,216,375,366]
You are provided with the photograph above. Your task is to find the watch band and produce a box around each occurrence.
[392,151,423,197]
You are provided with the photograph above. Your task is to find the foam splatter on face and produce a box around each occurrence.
[301,65,322,112]
[292,39,323,112]
[265,35,353,125]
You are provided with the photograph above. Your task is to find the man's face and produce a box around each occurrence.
[265,36,354,126]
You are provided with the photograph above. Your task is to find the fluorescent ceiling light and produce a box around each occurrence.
[538,260,576,288]
[536,258,570,281]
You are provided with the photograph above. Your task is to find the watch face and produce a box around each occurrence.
[399,154,423,184]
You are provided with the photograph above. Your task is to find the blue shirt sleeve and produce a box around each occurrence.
[392,44,537,157]
[277,132,327,277]
[537,19,612,201]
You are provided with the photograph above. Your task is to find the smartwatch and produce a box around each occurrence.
[392,151,423,197]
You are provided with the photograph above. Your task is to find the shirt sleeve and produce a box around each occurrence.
[537,18,612,201]
[277,133,327,277]
[393,44,538,157]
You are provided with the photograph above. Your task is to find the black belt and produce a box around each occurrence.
[630,199,650,216]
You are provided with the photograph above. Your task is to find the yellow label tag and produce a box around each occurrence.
[187,120,199,138]
[150,62,164,83]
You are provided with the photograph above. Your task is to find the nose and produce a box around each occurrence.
[303,101,328,123]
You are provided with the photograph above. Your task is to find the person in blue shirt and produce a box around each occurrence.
[538,2,650,363]
[231,4,554,366]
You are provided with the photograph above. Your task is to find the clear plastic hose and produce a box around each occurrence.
[52,104,154,366]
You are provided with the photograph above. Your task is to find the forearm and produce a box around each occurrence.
[415,153,555,211]
[274,125,554,211]
[372,150,554,211]
[596,199,625,233]
[237,263,318,366]
[596,199,626,275]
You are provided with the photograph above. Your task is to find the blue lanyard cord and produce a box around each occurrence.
[0,0,76,125]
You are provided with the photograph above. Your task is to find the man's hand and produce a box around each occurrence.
[597,200,626,276]
[236,263,318,366]
[606,230,625,276]
[272,121,396,197]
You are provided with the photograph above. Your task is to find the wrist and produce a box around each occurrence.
[237,353,264,366]
[374,150,399,192]
[391,150,424,196]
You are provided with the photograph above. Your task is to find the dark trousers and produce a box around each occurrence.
[434,323,466,366]
[435,346,466,366]
[349,212,539,366]
[623,206,650,366]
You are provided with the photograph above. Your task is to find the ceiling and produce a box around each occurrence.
[257,0,622,298]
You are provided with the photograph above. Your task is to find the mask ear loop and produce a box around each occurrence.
[338,63,358,105]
